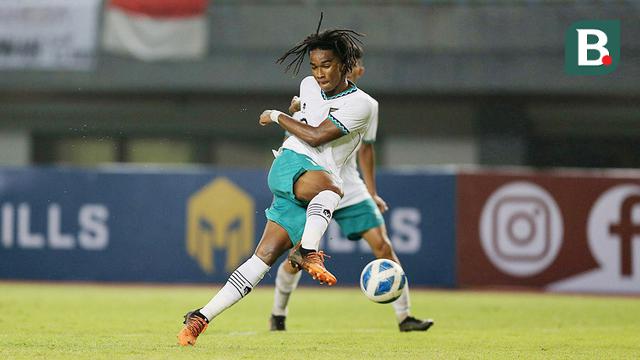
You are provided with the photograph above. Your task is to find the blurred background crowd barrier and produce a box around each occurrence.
[0,0,639,293]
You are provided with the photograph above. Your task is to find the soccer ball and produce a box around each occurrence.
[360,259,406,304]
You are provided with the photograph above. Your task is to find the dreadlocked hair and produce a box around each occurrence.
[277,28,364,76]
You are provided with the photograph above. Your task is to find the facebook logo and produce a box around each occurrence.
[547,184,640,293]
[587,185,640,279]
[609,195,640,277]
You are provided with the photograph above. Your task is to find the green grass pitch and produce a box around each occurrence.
[1,282,639,359]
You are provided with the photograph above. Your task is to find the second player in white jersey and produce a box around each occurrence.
[336,93,378,209]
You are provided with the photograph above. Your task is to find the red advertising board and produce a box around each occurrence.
[457,169,640,293]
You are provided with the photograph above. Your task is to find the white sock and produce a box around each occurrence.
[392,284,412,323]
[271,261,302,316]
[300,190,341,251]
[200,254,270,321]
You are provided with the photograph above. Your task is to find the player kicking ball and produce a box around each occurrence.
[270,49,434,333]
[178,20,376,346]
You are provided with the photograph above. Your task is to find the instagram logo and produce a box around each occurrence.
[480,182,564,277]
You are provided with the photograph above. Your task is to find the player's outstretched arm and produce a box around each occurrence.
[259,110,343,147]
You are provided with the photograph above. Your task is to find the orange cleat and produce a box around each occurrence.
[288,243,337,286]
[177,309,209,346]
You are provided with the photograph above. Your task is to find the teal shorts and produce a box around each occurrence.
[265,149,327,244]
[334,198,384,240]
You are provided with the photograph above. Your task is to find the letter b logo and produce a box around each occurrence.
[565,20,620,75]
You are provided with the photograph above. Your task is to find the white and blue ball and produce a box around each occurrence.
[360,259,407,304]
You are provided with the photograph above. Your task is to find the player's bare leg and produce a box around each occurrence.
[288,170,342,285]
[178,221,292,346]
[361,225,434,332]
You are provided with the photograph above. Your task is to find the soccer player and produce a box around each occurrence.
[177,25,375,346]
[269,51,435,333]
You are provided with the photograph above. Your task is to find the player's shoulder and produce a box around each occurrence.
[365,93,378,111]
[355,88,377,107]
[300,76,320,98]
[301,76,319,90]
[345,89,375,113]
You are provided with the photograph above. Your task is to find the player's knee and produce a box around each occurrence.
[313,185,343,200]
[312,173,343,198]
[309,177,343,198]
[325,184,343,198]
[297,184,343,201]
[294,172,343,200]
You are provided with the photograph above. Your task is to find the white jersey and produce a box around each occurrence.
[287,76,379,209]
[283,76,373,183]
[337,95,378,209]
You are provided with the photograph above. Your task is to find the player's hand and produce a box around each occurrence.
[289,96,301,114]
[372,194,389,213]
[259,110,274,126]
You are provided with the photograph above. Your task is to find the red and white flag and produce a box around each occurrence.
[102,0,208,61]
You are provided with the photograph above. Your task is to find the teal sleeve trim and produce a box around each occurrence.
[362,139,376,144]
[328,114,349,135]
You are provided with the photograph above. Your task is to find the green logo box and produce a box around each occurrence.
[565,20,620,75]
